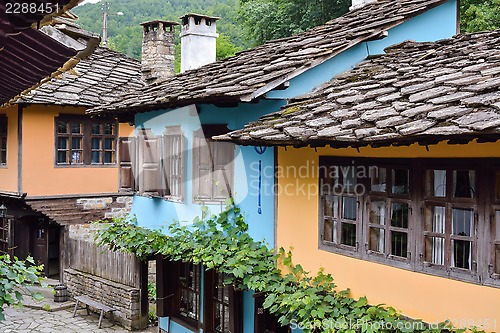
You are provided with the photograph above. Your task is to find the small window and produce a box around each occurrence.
[321,165,359,249]
[163,126,185,201]
[55,115,117,166]
[0,115,7,165]
[205,271,242,333]
[178,262,201,323]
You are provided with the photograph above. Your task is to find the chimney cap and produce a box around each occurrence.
[140,20,180,27]
[179,13,221,22]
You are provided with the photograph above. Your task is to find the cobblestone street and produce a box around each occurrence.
[0,307,157,333]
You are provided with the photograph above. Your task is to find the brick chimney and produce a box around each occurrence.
[350,0,377,10]
[140,20,179,84]
[179,14,220,73]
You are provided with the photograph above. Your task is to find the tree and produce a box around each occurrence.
[238,0,350,46]
[0,255,46,321]
[460,0,500,32]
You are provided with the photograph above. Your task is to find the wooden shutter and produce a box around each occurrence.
[137,129,162,197]
[192,132,213,202]
[163,126,185,201]
[211,141,235,201]
[156,256,178,318]
[118,137,136,192]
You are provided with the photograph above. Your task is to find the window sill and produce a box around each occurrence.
[170,315,200,332]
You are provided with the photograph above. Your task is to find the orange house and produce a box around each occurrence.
[0,19,141,277]
[220,30,500,331]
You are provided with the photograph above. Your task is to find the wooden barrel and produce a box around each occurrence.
[53,285,68,302]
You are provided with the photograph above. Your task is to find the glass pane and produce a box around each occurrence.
[57,137,67,149]
[71,122,81,134]
[92,151,101,164]
[92,138,101,150]
[371,167,386,192]
[104,123,114,135]
[57,151,68,163]
[72,151,82,164]
[343,167,357,191]
[57,121,68,134]
[104,151,113,163]
[91,123,101,135]
[392,169,409,194]
[369,227,385,253]
[391,231,408,258]
[342,197,357,220]
[391,202,408,229]
[71,137,81,150]
[452,208,473,237]
[1,139,6,149]
[1,151,5,164]
[452,239,471,269]
[496,171,500,200]
[104,138,114,150]
[369,201,386,225]
[426,170,446,197]
[323,220,336,243]
[341,222,356,247]
[320,166,339,194]
[324,195,338,218]
[425,236,445,265]
[453,170,475,198]
[425,206,446,233]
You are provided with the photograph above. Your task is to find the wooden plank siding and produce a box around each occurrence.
[67,238,141,288]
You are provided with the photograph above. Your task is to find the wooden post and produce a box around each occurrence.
[139,260,149,329]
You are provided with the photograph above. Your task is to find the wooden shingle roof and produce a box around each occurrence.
[215,30,500,148]
[17,47,145,107]
[88,0,452,117]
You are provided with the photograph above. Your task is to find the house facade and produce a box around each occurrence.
[0,17,142,277]
[220,30,500,330]
[88,0,465,331]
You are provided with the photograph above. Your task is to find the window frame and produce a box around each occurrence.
[163,126,185,203]
[318,157,495,285]
[54,114,118,167]
[0,114,7,166]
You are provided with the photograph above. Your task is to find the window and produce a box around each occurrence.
[193,126,234,204]
[318,157,492,284]
[55,115,117,166]
[156,258,242,332]
[0,115,7,165]
[163,126,184,201]
[423,168,476,271]
[204,271,242,333]
[0,217,10,255]
[321,165,359,251]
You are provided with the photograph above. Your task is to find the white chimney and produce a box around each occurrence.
[350,0,377,10]
[140,20,179,84]
[179,13,220,73]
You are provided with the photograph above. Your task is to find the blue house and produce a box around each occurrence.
[89,0,460,331]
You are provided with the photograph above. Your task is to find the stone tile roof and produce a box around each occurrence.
[215,30,500,148]
[17,47,145,107]
[88,0,451,117]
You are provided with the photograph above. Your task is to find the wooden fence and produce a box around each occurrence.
[67,238,141,287]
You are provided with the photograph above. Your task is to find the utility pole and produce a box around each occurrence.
[101,1,123,47]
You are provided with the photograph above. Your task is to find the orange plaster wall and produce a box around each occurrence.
[22,105,134,197]
[0,105,19,193]
[277,141,500,329]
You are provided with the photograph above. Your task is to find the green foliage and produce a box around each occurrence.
[148,282,156,299]
[460,0,500,33]
[0,255,46,321]
[73,0,248,66]
[95,201,485,333]
[237,0,350,46]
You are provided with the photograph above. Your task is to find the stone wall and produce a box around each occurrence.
[64,268,147,330]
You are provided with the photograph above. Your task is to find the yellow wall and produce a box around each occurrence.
[277,140,500,329]
[0,105,19,193]
[22,104,134,197]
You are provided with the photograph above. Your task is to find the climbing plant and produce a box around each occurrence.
[0,255,46,321]
[96,199,485,333]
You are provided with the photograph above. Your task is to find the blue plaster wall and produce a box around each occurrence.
[266,0,458,99]
[131,2,457,332]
